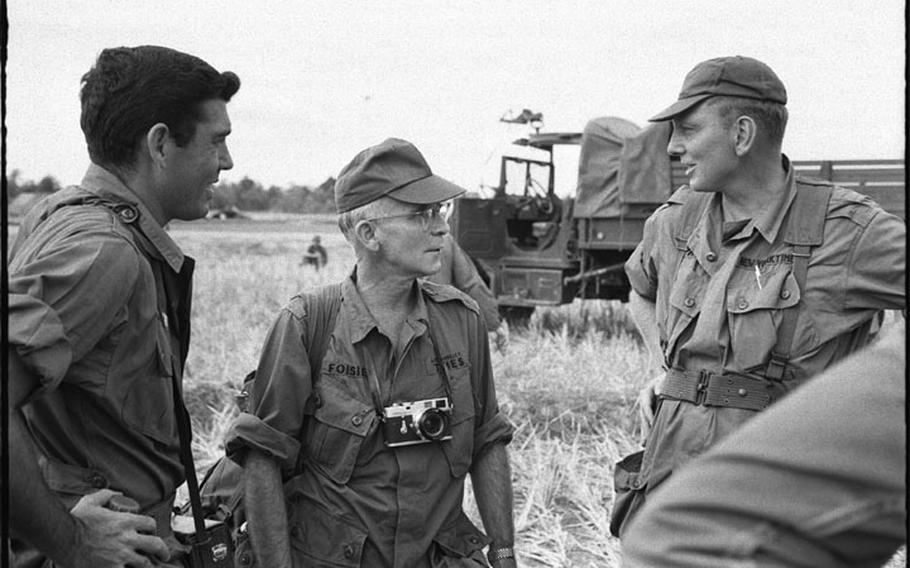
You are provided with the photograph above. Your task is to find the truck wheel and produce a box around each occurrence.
[500,306,534,328]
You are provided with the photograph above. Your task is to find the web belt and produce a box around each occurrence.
[661,368,785,412]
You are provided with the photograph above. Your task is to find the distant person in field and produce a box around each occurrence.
[623,324,906,566]
[227,138,518,567]
[427,233,503,335]
[8,45,239,567]
[611,55,906,539]
[299,234,328,270]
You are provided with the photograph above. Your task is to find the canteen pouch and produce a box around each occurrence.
[609,449,646,537]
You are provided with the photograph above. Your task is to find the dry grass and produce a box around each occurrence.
[167,217,904,568]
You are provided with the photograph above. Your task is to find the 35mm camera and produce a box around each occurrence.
[383,398,453,447]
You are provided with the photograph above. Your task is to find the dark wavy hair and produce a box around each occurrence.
[80,45,241,170]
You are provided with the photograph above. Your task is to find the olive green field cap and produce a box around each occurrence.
[650,56,787,122]
[334,138,466,213]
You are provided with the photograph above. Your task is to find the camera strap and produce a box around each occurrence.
[357,311,455,421]
[171,350,208,537]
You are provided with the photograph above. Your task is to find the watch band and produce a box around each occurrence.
[487,546,515,563]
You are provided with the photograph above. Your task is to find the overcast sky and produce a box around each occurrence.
[5,1,905,193]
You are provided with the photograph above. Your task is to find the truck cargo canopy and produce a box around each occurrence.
[574,116,640,218]
[618,121,673,205]
[575,118,675,219]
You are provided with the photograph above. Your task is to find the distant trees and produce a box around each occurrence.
[6,169,61,200]
[4,170,337,214]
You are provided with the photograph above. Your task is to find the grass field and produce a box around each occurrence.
[168,214,649,566]
[13,212,901,566]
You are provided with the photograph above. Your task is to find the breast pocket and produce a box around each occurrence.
[440,366,476,479]
[727,265,803,371]
[121,319,177,445]
[303,376,376,485]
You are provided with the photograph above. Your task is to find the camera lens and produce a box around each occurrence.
[417,409,447,439]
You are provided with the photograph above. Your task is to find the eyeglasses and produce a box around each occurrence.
[364,202,450,230]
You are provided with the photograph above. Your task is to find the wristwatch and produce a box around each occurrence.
[487,546,515,564]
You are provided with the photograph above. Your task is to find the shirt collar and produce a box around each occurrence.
[754,155,797,243]
[341,268,429,344]
[715,154,796,244]
[80,164,185,273]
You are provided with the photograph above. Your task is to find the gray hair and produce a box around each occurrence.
[337,198,394,241]
[704,95,789,145]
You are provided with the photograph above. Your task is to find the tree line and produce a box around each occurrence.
[6,170,338,214]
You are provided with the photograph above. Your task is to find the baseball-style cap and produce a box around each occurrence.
[334,138,466,213]
[649,56,787,122]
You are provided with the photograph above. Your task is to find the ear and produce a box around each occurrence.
[145,123,171,168]
[354,219,381,251]
[732,115,757,156]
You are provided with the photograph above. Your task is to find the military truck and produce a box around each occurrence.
[449,116,905,324]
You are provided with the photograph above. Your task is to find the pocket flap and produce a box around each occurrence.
[727,268,800,314]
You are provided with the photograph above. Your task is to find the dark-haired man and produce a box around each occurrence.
[228,138,517,567]
[8,45,240,567]
[611,55,905,536]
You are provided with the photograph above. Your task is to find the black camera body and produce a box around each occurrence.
[383,397,453,447]
[174,515,235,568]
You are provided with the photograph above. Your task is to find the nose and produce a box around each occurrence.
[220,145,234,171]
[428,213,449,236]
[667,126,683,157]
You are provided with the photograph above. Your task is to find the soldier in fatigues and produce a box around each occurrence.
[8,46,239,566]
[623,325,906,566]
[611,55,906,538]
[228,138,518,567]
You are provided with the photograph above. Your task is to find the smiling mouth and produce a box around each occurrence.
[684,165,696,176]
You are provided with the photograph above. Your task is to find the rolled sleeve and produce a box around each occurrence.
[469,314,515,456]
[224,305,315,475]
[8,293,72,392]
[624,212,664,301]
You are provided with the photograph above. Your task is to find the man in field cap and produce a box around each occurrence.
[613,55,906,556]
[231,138,518,567]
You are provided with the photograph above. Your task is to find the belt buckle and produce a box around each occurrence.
[695,370,710,405]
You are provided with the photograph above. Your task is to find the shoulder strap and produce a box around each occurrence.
[301,282,344,374]
[765,182,833,380]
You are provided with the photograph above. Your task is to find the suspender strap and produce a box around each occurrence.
[765,183,832,380]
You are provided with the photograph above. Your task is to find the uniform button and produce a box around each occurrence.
[468,536,481,545]
[684,297,696,308]
[737,298,749,310]
[780,289,791,299]
[116,205,138,223]
[738,388,748,397]
[290,526,300,538]
[351,415,363,426]
[89,474,106,488]
[705,252,717,262]
[343,544,355,559]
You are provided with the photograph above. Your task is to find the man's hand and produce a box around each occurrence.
[70,489,171,568]
[635,373,664,442]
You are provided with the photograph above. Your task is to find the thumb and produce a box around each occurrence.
[75,489,122,508]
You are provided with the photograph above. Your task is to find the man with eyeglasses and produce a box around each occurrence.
[228,138,518,567]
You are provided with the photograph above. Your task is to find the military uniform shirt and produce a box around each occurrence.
[623,159,906,496]
[227,273,514,567]
[8,164,189,519]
